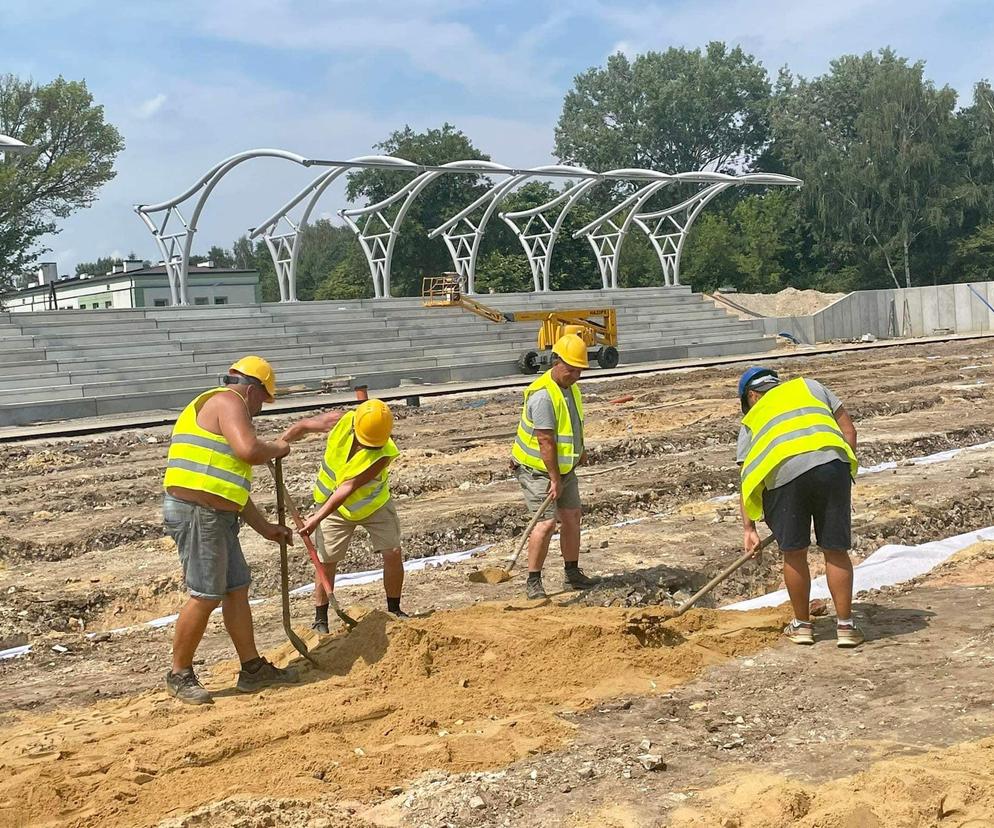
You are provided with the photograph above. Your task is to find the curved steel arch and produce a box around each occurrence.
[339,159,512,298]
[428,164,595,294]
[249,156,418,301]
[135,149,311,305]
[630,172,802,286]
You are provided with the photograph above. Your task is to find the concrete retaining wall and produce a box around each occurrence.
[761,282,994,344]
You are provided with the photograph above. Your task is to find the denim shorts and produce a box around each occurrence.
[163,494,251,600]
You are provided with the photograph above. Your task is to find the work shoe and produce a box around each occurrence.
[236,659,300,693]
[311,620,330,635]
[526,577,547,600]
[836,622,865,649]
[564,567,600,591]
[389,608,411,620]
[783,619,815,645]
[165,669,213,705]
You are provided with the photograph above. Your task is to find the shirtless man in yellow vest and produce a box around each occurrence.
[282,399,407,628]
[162,356,296,705]
[736,366,862,648]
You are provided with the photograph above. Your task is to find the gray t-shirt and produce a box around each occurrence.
[527,386,584,459]
[736,379,848,490]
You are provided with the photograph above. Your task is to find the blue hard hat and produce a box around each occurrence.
[738,366,779,413]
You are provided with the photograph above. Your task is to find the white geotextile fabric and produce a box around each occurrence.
[725,525,994,611]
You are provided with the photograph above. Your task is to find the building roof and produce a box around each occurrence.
[3,265,259,297]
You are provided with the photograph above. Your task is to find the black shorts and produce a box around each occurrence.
[762,459,852,551]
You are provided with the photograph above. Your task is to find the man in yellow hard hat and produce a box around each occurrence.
[286,399,407,625]
[162,356,296,705]
[511,334,600,599]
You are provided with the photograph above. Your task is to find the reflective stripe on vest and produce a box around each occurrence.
[163,388,254,507]
[510,370,584,475]
[312,410,400,521]
[740,377,857,521]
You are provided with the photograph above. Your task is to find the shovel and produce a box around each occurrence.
[469,493,555,585]
[267,461,357,630]
[274,458,317,664]
[672,534,776,617]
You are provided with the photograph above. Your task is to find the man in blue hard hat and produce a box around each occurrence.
[736,366,863,648]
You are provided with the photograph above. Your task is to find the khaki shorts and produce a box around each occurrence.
[313,499,402,564]
[515,465,581,522]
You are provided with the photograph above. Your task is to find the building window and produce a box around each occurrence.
[214,296,228,305]
[194,297,209,305]
[154,299,168,307]
[104,301,112,308]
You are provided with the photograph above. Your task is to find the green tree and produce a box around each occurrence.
[555,43,771,174]
[296,220,358,300]
[0,75,124,283]
[951,222,994,281]
[75,255,122,276]
[772,50,961,288]
[345,124,493,297]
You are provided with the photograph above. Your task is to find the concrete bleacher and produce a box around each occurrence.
[0,286,772,426]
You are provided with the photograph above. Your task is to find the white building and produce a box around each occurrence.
[3,262,261,312]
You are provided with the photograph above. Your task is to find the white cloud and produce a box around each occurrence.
[135,93,167,119]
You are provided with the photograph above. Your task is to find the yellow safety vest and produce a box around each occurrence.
[511,370,584,475]
[163,388,254,507]
[312,411,400,521]
[740,377,858,521]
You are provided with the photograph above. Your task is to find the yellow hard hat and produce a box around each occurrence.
[353,399,393,447]
[551,333,589,369]
[229,355,276,401]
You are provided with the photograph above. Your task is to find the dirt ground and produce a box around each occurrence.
[3,338,994,827]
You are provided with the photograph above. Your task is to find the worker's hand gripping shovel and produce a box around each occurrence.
[267,461,357,630]
[469,493,555,585]
[673,534,777,617]
[273,459,317,664]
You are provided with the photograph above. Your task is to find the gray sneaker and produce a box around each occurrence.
[526,578,547,600]
[311,620,330,634]
[565,567,600,590]
[165,669,213,705]
[236,659,301,693]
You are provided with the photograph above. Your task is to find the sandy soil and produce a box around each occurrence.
[713,288,846,318]
[2,338,994,826]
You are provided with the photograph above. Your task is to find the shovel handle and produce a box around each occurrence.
[674,535,776,617]
[274,458,316,663]
[505,492,556,576]
[266,461,357,629]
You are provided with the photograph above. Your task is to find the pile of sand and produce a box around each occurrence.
[716,288,846,319]
[670,737,994,827]
[0,602,784,827]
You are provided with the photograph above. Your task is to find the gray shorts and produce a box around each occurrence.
[515,465,581,521]
[163,494,251,600]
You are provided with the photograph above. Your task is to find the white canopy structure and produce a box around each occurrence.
[136,151,801,304]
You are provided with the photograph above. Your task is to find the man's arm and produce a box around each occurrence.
[241,497,293,545]
[214,393,290,464]
[300,457,391,536]
[535,429,562,500]
[281,410,345,444]
[834,407,857,453]
[740,491,761,555]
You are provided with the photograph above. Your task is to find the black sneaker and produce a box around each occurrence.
[565,567,600,590]
[165,668,213,705]
[389,608,411,620]
[236,659,300,693]
[526,578,547,600]
[311,620,330,634]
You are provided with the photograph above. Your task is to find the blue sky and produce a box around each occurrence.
[3,0,993,274]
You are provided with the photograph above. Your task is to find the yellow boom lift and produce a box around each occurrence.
[422,274,620,373]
